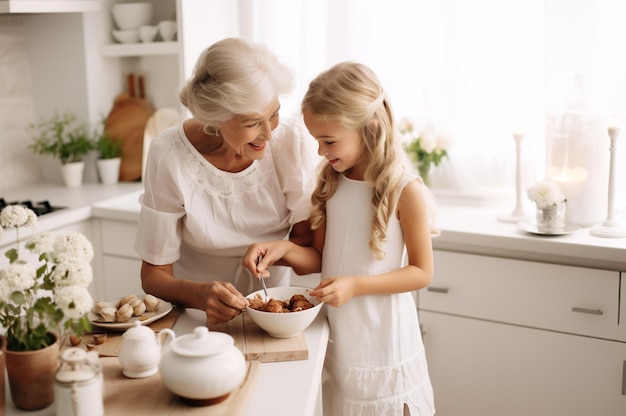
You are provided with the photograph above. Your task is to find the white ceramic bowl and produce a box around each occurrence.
[157,20,177,41]
[138,25,158,43]
[112,30,139,44]
[111,2,153,30]
[246,286,323,339]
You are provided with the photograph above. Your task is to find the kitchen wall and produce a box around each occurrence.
[0,15,41,192]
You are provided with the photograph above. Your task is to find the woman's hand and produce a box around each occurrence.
[309,276,357,307]
[140,261,248,325]
[200,281,249,325]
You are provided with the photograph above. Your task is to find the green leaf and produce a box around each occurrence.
[9,291,26,305]
[5,248,18,263]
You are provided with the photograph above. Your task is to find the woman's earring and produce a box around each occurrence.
[214,128,220,136]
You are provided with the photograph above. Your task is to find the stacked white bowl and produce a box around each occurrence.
[111,2,154,44]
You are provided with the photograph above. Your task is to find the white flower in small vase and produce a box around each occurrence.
[400,118,451,186]
[526,180,567,231]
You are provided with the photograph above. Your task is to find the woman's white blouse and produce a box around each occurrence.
[134,115,319,292]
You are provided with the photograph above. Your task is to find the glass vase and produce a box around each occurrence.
[536,203,566,232]
[417,161,431,186]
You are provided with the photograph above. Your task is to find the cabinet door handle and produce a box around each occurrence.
[622,361,626,395]
[427,286,449,294]
[571,306,603,316]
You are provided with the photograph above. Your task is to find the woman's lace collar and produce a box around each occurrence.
[172,125,274,197]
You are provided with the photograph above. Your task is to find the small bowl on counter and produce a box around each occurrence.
[245,286,323,339]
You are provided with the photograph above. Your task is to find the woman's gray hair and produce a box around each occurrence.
[179,37,294,130]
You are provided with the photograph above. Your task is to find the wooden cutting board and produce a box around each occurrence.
[71,308,308,363]
[207,311,309,362]
[101,356,259,416]
[105,73,155,182]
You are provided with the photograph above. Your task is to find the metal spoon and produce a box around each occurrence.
[256,255,269,301]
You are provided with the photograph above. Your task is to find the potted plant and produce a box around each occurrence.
[95,124,123,185]
[0,205,94,410]
[28,111,94,187]
[399,118,451,186]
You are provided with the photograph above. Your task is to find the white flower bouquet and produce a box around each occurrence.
[0,205,93,351]
[526,180,567,209]
[399,118,452,185]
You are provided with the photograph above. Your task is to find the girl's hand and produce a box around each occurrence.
[309,276,356,307]
[242,240,291,278]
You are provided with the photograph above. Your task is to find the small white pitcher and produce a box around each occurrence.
[118,321,175,378]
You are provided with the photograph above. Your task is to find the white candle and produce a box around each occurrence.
[608,115,619,138]
[547,166,589,225]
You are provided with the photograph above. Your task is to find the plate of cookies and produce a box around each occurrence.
[89,294,172,330]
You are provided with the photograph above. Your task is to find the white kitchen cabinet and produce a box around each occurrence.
[418,250,626,415]
[421,251,620,339]
[420,311,626,416]
[0,1,99,13]
[95,218,143,299]
[20,1,238,136]
[620,271,626,342]
[92,0,239,120]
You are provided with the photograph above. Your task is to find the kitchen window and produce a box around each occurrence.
[238,0,626,212]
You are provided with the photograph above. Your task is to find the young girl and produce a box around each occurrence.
[244,61,436,416]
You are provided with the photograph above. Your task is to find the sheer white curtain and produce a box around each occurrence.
[238,0,625,209]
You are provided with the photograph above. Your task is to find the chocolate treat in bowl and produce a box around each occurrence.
[246,286,323,339]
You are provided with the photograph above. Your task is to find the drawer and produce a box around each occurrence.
[419,251,620,340]
[99,219,140,259]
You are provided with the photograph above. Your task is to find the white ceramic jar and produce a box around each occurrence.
[159,326,247,404]
[55,348,103,416]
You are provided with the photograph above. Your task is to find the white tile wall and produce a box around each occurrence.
[0,15,41,192]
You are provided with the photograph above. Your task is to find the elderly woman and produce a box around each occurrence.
[134,38,319,324]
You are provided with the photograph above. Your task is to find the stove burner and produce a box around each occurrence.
[0,198,66,216]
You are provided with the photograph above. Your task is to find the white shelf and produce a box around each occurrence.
[0,0,100,13]
[100,41,179,58]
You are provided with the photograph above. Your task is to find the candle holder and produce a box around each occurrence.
[498,132,527,223]
[590,125,626,238]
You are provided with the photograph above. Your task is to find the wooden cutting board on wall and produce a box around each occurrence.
[105,73,155,182]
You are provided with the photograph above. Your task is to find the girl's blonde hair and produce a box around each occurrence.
[303,61,412,259]
[179,37,294,134]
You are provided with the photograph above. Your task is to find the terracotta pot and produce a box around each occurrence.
[0,336,6,416]
[5,334,60,411]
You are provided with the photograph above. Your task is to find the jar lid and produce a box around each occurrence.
[123,320,154,339]
[56,348,97,383]
[170,326,234,357]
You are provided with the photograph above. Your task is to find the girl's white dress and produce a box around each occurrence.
[134,116,319,294]
[321,174,435,416]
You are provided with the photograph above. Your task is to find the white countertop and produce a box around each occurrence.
[88,187,626,271]
[0,183,144,245]
[3,307,329,416]
[3,183,624,270]
[434,203,626,271]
